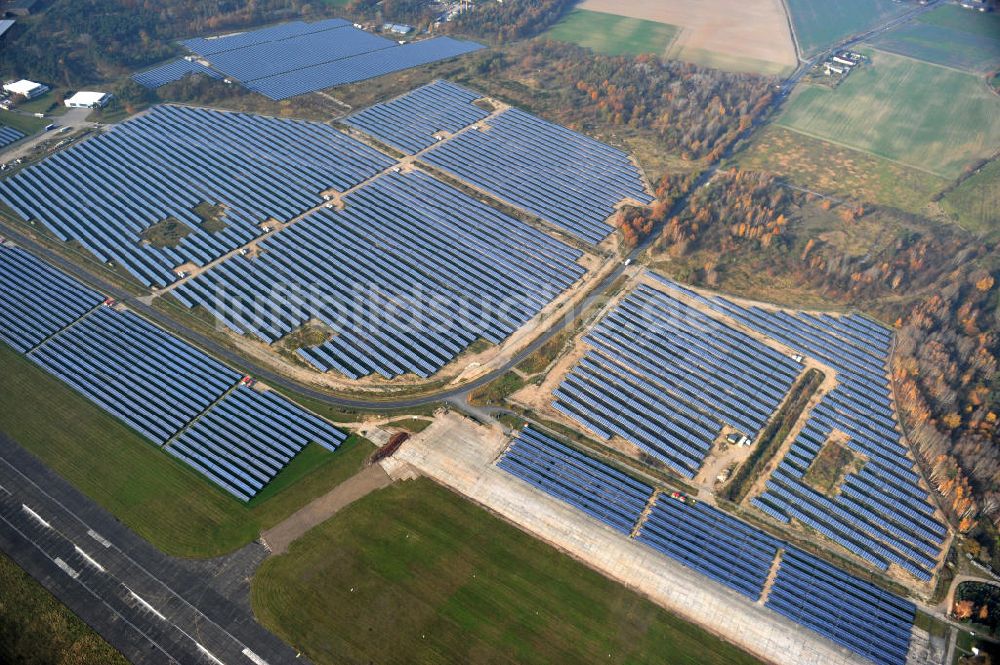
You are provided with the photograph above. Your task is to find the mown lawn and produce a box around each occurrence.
[0,343,373,558]
[0,552,129,665]
[252,479,764,665]
[778,49,1000,178]
[545,9,679,57]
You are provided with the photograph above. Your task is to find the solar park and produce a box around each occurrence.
[173,169,586,379]
[134,18,484,99]
[498,426,916,665]
[344,82,653,244]
[552,283,801,477]
[0,125,24,150]
[0,243,346,501]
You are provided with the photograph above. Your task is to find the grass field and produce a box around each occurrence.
[777,49,1000,178]
[0,111,46,136]
[785,0,910,56]
[871,4,1000,73]
[940,159,1000,237]
[0,552,129,664]
[545,9,679,57]
[252,479,764,665]
[0,343,374,558]
[736,125,948,215]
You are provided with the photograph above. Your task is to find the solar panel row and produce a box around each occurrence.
[182,19,483,100]
[131,58,222,89]
[0,125,25,149]
[767,548,915,665]
[167,385,347,501]
[243,37,485,101]
[553,284,800,477]
[496,428,915,665]
[0,104,393,287]
[345,79,490,154]
[638,496,782,599]
[497,426,652,533]
[0,245,103,353]
[173,170,586,379]
[421,107,654,244]
[0,246,347,501]
[29,305,240,444]
[697,294,946,580]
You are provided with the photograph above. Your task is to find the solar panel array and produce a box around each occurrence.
[496,428,916,665]
[166,385,347,501]
[132,58,222,89]
[498,427,652,533]
[173,170,586,379]
[0,124,25,149]
[638,496,782,599]
[0,245,103,352]
[0,104,393,287]
[29,306,240,444]
[553,283,800,477]
[1,246,347,501]
[767,548,915,665]
[345,79,490,154]
[181,19,483,100]
[694,294,947,581]
[420,107,654,244]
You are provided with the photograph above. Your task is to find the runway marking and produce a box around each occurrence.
[123,585,166,621]
[53,557,79,579]
[87,528,111,548]
[74,544,105,572]
[242,648,270,665]
[196,642,226,665]
[21,504,51,529]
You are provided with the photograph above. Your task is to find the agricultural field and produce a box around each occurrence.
[784,0,911,56]
[0,343,374,558]
[252,478,765,665]
[870,4,1000,73]
[939,159,1000,238]
[0,552,128,665]
[544,9,679,57]
[736,125,948,216]
[777,49,1000,179]
[575,0,796,75]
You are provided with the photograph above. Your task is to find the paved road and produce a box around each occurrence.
[0,433,305,665]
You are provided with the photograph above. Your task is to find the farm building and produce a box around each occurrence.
[64,91,112,109]
[383,22,414,35]
[3,79,47,99]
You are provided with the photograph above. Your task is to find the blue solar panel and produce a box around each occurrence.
[173,169,586,379]
[499,426,653,533]
[767,548,915,665]
[494,428,916,665]
[703,294,946,580]
[0,124,25,149]
[166,385,348,501]
[0,245,104,352]
[0,104,394,287]
[553,284,800,477]
[181,19,483,100]
[421,107,653,243]
[345,80,489,154]
[132,58,222,89]
[29,305,241,444]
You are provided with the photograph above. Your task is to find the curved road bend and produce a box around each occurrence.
[0,1,941,414]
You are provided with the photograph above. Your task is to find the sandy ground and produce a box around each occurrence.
[260,464,394,554]
[579,0,798,72]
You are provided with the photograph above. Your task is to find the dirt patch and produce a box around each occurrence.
[260,464,394,555]
[579,0,797,71]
